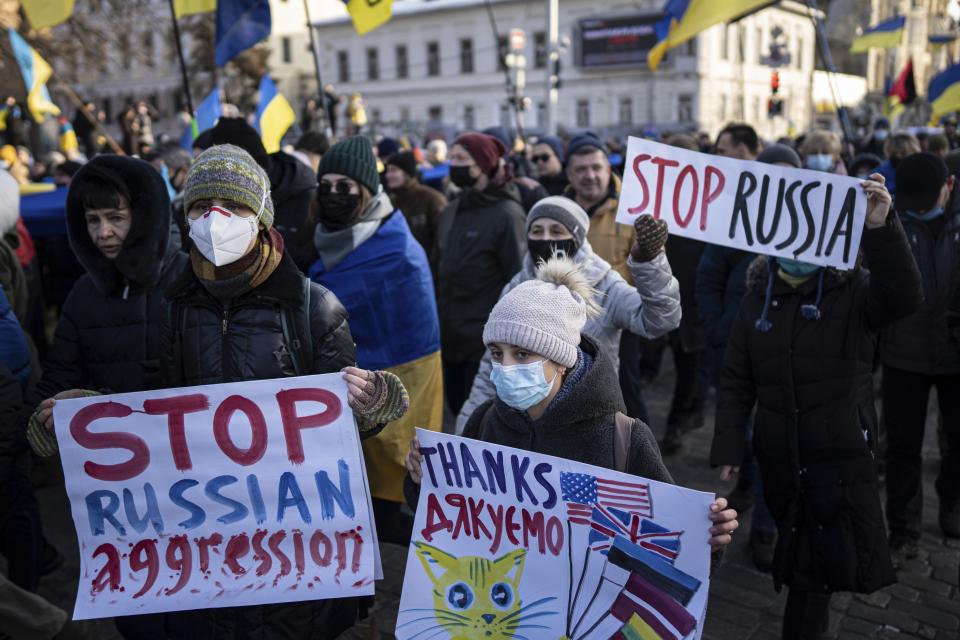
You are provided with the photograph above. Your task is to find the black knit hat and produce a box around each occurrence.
[318,136,379,194]
[387,151,418,178]
[895,152,949,212]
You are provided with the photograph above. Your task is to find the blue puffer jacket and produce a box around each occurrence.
[0,285,30,390]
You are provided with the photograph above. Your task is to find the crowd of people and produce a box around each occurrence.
[0,98,958,640]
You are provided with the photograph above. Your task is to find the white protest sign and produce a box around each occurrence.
[53,374,378,620]
[616,137,868,269]
[397,429,715,640]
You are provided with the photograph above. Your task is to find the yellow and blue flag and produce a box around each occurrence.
[180,89,222,150]
[58,117,78,156]
[344,0,393,35]
[174,0,216,18]
[648,0,775,71]
[930,33,957,47]
[255,75,295,154]
[7,29,60,123]
[20,0,74,29]
[850,16,904,53]
[215,0,271,67]
[929,63,960,118]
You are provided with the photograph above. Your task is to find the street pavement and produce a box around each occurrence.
[30,353,959,639]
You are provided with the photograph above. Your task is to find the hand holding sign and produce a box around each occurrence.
[630,215,669,262]
[862,173,892,229]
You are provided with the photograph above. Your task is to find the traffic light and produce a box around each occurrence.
[768,70,782,117]
[771,70,780,94]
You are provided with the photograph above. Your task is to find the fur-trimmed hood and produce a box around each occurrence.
[66,156,172,295]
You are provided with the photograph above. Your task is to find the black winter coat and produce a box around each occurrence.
[161,253,368,639]
[880,204,960,375]
[711,216,922,594]
[162,253,354,386]
[268,150,318,272]
[665,235,706,352]
[436,184,526,362]
[27,156,188,409]
[0,363,31,526]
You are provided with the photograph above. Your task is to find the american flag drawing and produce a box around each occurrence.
[560,471,653,521]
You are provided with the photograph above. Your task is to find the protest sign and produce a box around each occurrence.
[53,374,378,620]
[616,137,869,269]
[397,430,715,640]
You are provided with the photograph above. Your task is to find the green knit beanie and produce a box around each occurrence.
[318,136,380,194]
[183,144,275,228]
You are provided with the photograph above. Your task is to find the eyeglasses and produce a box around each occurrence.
[531,154,553,163]
[318,180,357,195]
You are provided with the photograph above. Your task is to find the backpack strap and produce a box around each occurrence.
[613,412,634,473]
[279,277,315,377]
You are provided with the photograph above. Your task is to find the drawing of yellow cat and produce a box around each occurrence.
[398,542,559,640]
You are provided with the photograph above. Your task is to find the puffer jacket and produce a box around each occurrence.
[162,252,354,386]
[455,242,681,433]
[710,215,922,594]
[162,251,372,640]
[268,150,318,272]
[565,174,636,282]
[436,183,527,363]
[27,156,188,410]
[880,200,960,375]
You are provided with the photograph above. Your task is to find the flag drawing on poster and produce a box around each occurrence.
[397,430,713,639]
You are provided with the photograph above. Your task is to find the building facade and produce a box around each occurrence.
[309,0,820,140]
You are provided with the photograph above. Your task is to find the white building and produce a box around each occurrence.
[309,0,822,140]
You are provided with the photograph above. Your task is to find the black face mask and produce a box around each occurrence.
[317,193,362,229]
[527,238,580,264]
[449,165,478,189]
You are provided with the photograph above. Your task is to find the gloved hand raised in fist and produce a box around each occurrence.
[630,215,669,262]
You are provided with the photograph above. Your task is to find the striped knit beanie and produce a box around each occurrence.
[183,144,275,228]
[319,136,380,194]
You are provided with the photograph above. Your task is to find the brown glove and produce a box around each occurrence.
[630,215,669,262]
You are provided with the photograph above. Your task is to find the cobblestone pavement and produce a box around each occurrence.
[32,354,959,639]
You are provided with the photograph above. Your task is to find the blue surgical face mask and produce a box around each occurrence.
[874,130,889,141]
[805,153,834,172]
[490,359,558,411]
[778,257,821,278]
[905,205,944,222]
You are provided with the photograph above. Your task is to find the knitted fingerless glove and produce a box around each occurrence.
[27,390,101,457]
[630,215,669,262]
[353,370,409,433]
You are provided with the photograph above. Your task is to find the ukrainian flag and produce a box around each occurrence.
[850,16,905,53]
[174,0,216,18]
[344,0,393,36]
[7,29,60,123]
[648,0,775,71]
[58,118,78,156]
[20,0,74,29]
[929,63,960,118]
[929,34,957,47]
[254,75,295,154]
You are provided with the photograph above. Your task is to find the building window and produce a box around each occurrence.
[143,32,155,68]
[120,33,131,70]
[755,27,763,63]
[678,94,693,123]
[464,105,475,130]
[460,38,474,74]
[719,94,728,120]
[428,105,442,122]
[500,103,511,128]
[719,26,728,60]
[427,41,440,76]
[796,37,804,68]
[367,47,379,80]
[396,45,408,79]
[337,50,350,82]
[399,106,410,123]
[619,97,632,125]
[752,96,761,121]
[371,108,381,124]
[534,32,547,69]
[576,98,590,128]
[683,37,696,56]
[281,37,292,64]
[537,102,547,127]
[497,35,508,71]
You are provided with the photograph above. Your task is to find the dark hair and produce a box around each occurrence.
[70,166,131,212]
[296,131,331,156]
[717,123,760,154]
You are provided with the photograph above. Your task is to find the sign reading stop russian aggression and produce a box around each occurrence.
[616,137,869,269]
[397,429,715,640]
[53,375,377,620]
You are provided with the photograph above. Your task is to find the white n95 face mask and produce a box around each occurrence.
[188,177,269,267]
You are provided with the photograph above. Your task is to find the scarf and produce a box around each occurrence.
[313,190,394,270]
[190,228,285,301]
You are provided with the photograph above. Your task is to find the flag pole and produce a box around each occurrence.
[805,0,853,144]
[167,0,197,126]
[301,0,328,133]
